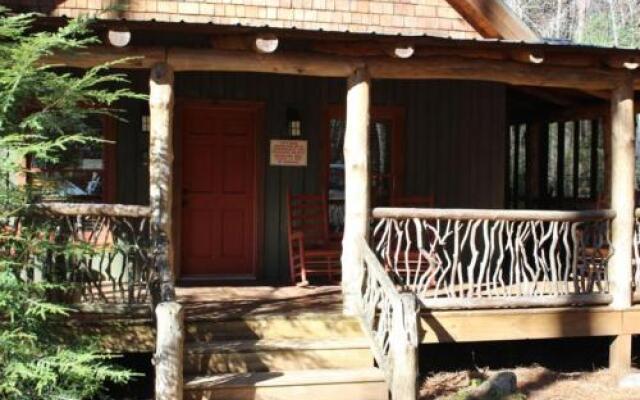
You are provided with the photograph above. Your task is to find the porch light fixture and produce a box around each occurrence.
[286,107,302,137]
[107,27,131,48]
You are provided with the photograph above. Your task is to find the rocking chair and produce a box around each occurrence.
[287,191,341,286]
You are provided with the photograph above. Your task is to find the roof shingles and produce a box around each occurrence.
[10,0,481,37]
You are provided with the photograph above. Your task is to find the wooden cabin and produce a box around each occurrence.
[7,0,640,398]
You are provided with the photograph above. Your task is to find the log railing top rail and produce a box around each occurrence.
[372,207,616,222]
[31,202,152,218]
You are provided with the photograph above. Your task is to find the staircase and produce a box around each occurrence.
[183,310,388,400]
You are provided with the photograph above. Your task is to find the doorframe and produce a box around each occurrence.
[174,99,265,282]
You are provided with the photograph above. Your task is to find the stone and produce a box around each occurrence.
[463,371,518,400]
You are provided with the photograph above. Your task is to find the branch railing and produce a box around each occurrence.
[372,208,615,310]
[2,203,157,305]
[358,238,418,400]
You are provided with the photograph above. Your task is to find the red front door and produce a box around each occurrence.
[180,104,259,278]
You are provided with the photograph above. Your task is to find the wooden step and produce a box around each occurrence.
[184,338,374,374]
[184,368,388,400]
[186,312,364,342]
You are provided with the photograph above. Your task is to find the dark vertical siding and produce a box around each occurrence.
[115,72,506,282]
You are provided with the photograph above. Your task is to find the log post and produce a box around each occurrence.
[608,76,635,374]
[155,301,184,400]
[149,62,176,302]
[390,293,419,400]
[341,67,370,315]
[150,63,183,398]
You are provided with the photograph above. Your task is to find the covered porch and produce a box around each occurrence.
[43,23,640,400]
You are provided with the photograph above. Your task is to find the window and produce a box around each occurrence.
[28,116,116,203]
[507,124,527,208]
[508,118,604,209]
[325,106,404,234]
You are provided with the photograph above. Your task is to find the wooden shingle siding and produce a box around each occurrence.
[8,0,479,38]
[116,71,505,281]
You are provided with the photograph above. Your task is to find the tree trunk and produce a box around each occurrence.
[341,67,370,315]
[608,77,634,375]
[149,62,176,302]
[155,301,184,400]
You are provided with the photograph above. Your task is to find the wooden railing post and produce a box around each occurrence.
[149,62,176,302]
[390,293,419,400]
[342,67,370,315]
[155,301,184,400]
[608,76,635,375]
[150,62,183,399]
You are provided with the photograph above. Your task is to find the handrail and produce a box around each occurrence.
[358,238,418,400]
[31,202,152,218]
[373,207,615,222]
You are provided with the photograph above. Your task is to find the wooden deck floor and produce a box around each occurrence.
[177,285,343,320]
[72,285,640,353]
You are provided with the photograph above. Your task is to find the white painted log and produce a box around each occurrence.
[342,67,370,316]
[390,293,418,400]
[155,301,184,400]
[149,62,176,301]
[609,78,635,311]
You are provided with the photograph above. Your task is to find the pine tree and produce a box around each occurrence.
[0,8,144,399]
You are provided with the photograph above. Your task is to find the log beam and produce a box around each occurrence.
[366,55,623,90]
[43,46,631,90]
[608,77,635,374]
[341,67,370,315]
[149,62,176,302]
[44,46,165,69]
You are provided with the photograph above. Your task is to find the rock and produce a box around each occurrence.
[462,371,518,400]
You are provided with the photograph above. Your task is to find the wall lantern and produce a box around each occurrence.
[286,107,302,137]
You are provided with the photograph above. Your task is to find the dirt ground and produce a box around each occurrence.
[420,366,640,400]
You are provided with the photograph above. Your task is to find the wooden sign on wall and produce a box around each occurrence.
[270,139,308,166]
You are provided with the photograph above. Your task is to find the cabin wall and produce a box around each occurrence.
[114,72,506,282]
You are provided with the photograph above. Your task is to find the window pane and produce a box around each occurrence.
[370,121,392,207]
[564,122,575,198]
[597,120,604,195]
[517,125,526,200]
[548,122,558,198]
[31,117,105,202]
[328,118,346,234]
[327,118,394,234]
[578,120,592,199]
